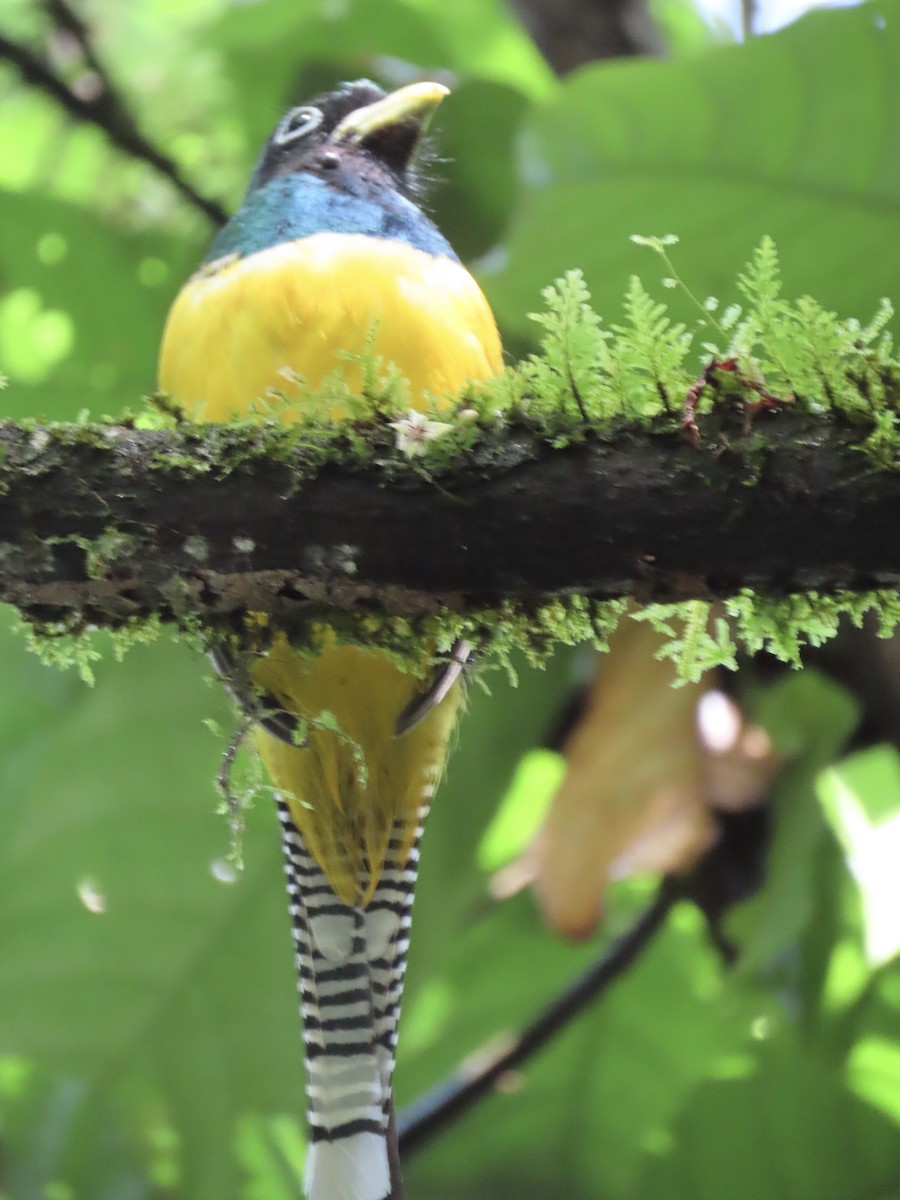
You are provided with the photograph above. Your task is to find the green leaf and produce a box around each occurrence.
[636,1033,900,1200]
[0,613,302,1200]
[487,1,900,345]
[408,647,582,981]
[818,746,900,967]
[848,1035,900,1126]
[403,893,762,1200]
[477,748,565,871]
[429,79,532,261]
[0,196,199,421]
[727,671,860,976]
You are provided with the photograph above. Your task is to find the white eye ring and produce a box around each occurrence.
[274,106,323,146]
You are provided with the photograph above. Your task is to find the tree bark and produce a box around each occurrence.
[0,410,897,636]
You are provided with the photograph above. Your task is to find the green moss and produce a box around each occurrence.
[725,588,900,666]
[302,595,631,684]
[634,601,739,681]
[107,614,166,660]
[83,528,142,581]
[51,235,892,490]
[632,589,900,683]
[7,236,900,681]
[13,614,101,685]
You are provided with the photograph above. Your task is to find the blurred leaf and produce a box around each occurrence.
[399,0,555,95]
[848,1035,900,1127]
[818,746,900,967]
[0,196,199,420]
[403,892,763,1200]
[486,0,900,344]
[636,1033,900,1200]
[0,612,304,1200]
[409,648,581,982]
[477,747,565,872]
[234,1113,304,1200]
[0,1059,151,1200]
[650,0,732,50]
[727,670,859,977]
[429,79,532,261]
[532,620,710,939]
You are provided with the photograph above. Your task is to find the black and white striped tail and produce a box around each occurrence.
[277,798,423,1200]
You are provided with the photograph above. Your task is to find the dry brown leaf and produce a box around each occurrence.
[531,619,711,938]
[525,618,780,939]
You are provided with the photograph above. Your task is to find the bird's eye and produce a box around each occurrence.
[274,106,323,146]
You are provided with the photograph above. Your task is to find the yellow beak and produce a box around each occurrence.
[331,81,450,145]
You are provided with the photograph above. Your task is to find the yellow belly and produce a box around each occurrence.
[159,232,502,902]
[159,232,503,419]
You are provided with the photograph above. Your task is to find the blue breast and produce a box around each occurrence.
[204,172,458,264]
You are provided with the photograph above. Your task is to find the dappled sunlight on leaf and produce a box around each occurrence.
[487,0,900,345]
[818,746,900,967]
[3,2,900,1196]
[0,288,74,384]
[234,1112,305,1200]
[848,1036,900,1126]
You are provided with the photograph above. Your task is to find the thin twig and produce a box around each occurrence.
[0,24,227,225]
[398,876,681,1155]
[215,710,255,847]
[43,0,108,82]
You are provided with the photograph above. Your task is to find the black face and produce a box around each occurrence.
[248,80,430,198]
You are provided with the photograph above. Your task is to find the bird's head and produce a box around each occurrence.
[247,79,448,200]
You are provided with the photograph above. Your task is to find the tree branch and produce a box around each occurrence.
[0,24,227,226]
[1,409,898,636]
[397,877,680,1155]
[511,0,664,72]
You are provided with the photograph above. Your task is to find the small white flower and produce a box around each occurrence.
[390,409,453,458]
[662,277,678,289]
[0,372,8,390]
[704,296,719,312]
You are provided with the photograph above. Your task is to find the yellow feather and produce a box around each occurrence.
[254,634,460,905]
[159,232,501,903]
[159,233,502,419]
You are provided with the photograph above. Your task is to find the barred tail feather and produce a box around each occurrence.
[305,1133,389,1200]
[277,798,424,1200]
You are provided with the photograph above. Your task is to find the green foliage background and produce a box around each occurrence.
[2,0,900,1197]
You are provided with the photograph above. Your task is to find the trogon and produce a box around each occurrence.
[158,80,502,1200]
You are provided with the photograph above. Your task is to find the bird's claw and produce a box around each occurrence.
[210,644,308,747]
[394,640,471,737]
[212,637,470,746]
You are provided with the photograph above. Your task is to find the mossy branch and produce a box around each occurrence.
[4,239,900,678]
[1,405,899,640]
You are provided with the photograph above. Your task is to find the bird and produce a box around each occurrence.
[158,80,503,1200]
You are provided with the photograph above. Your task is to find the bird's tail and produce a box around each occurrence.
[277,797,422,1200]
